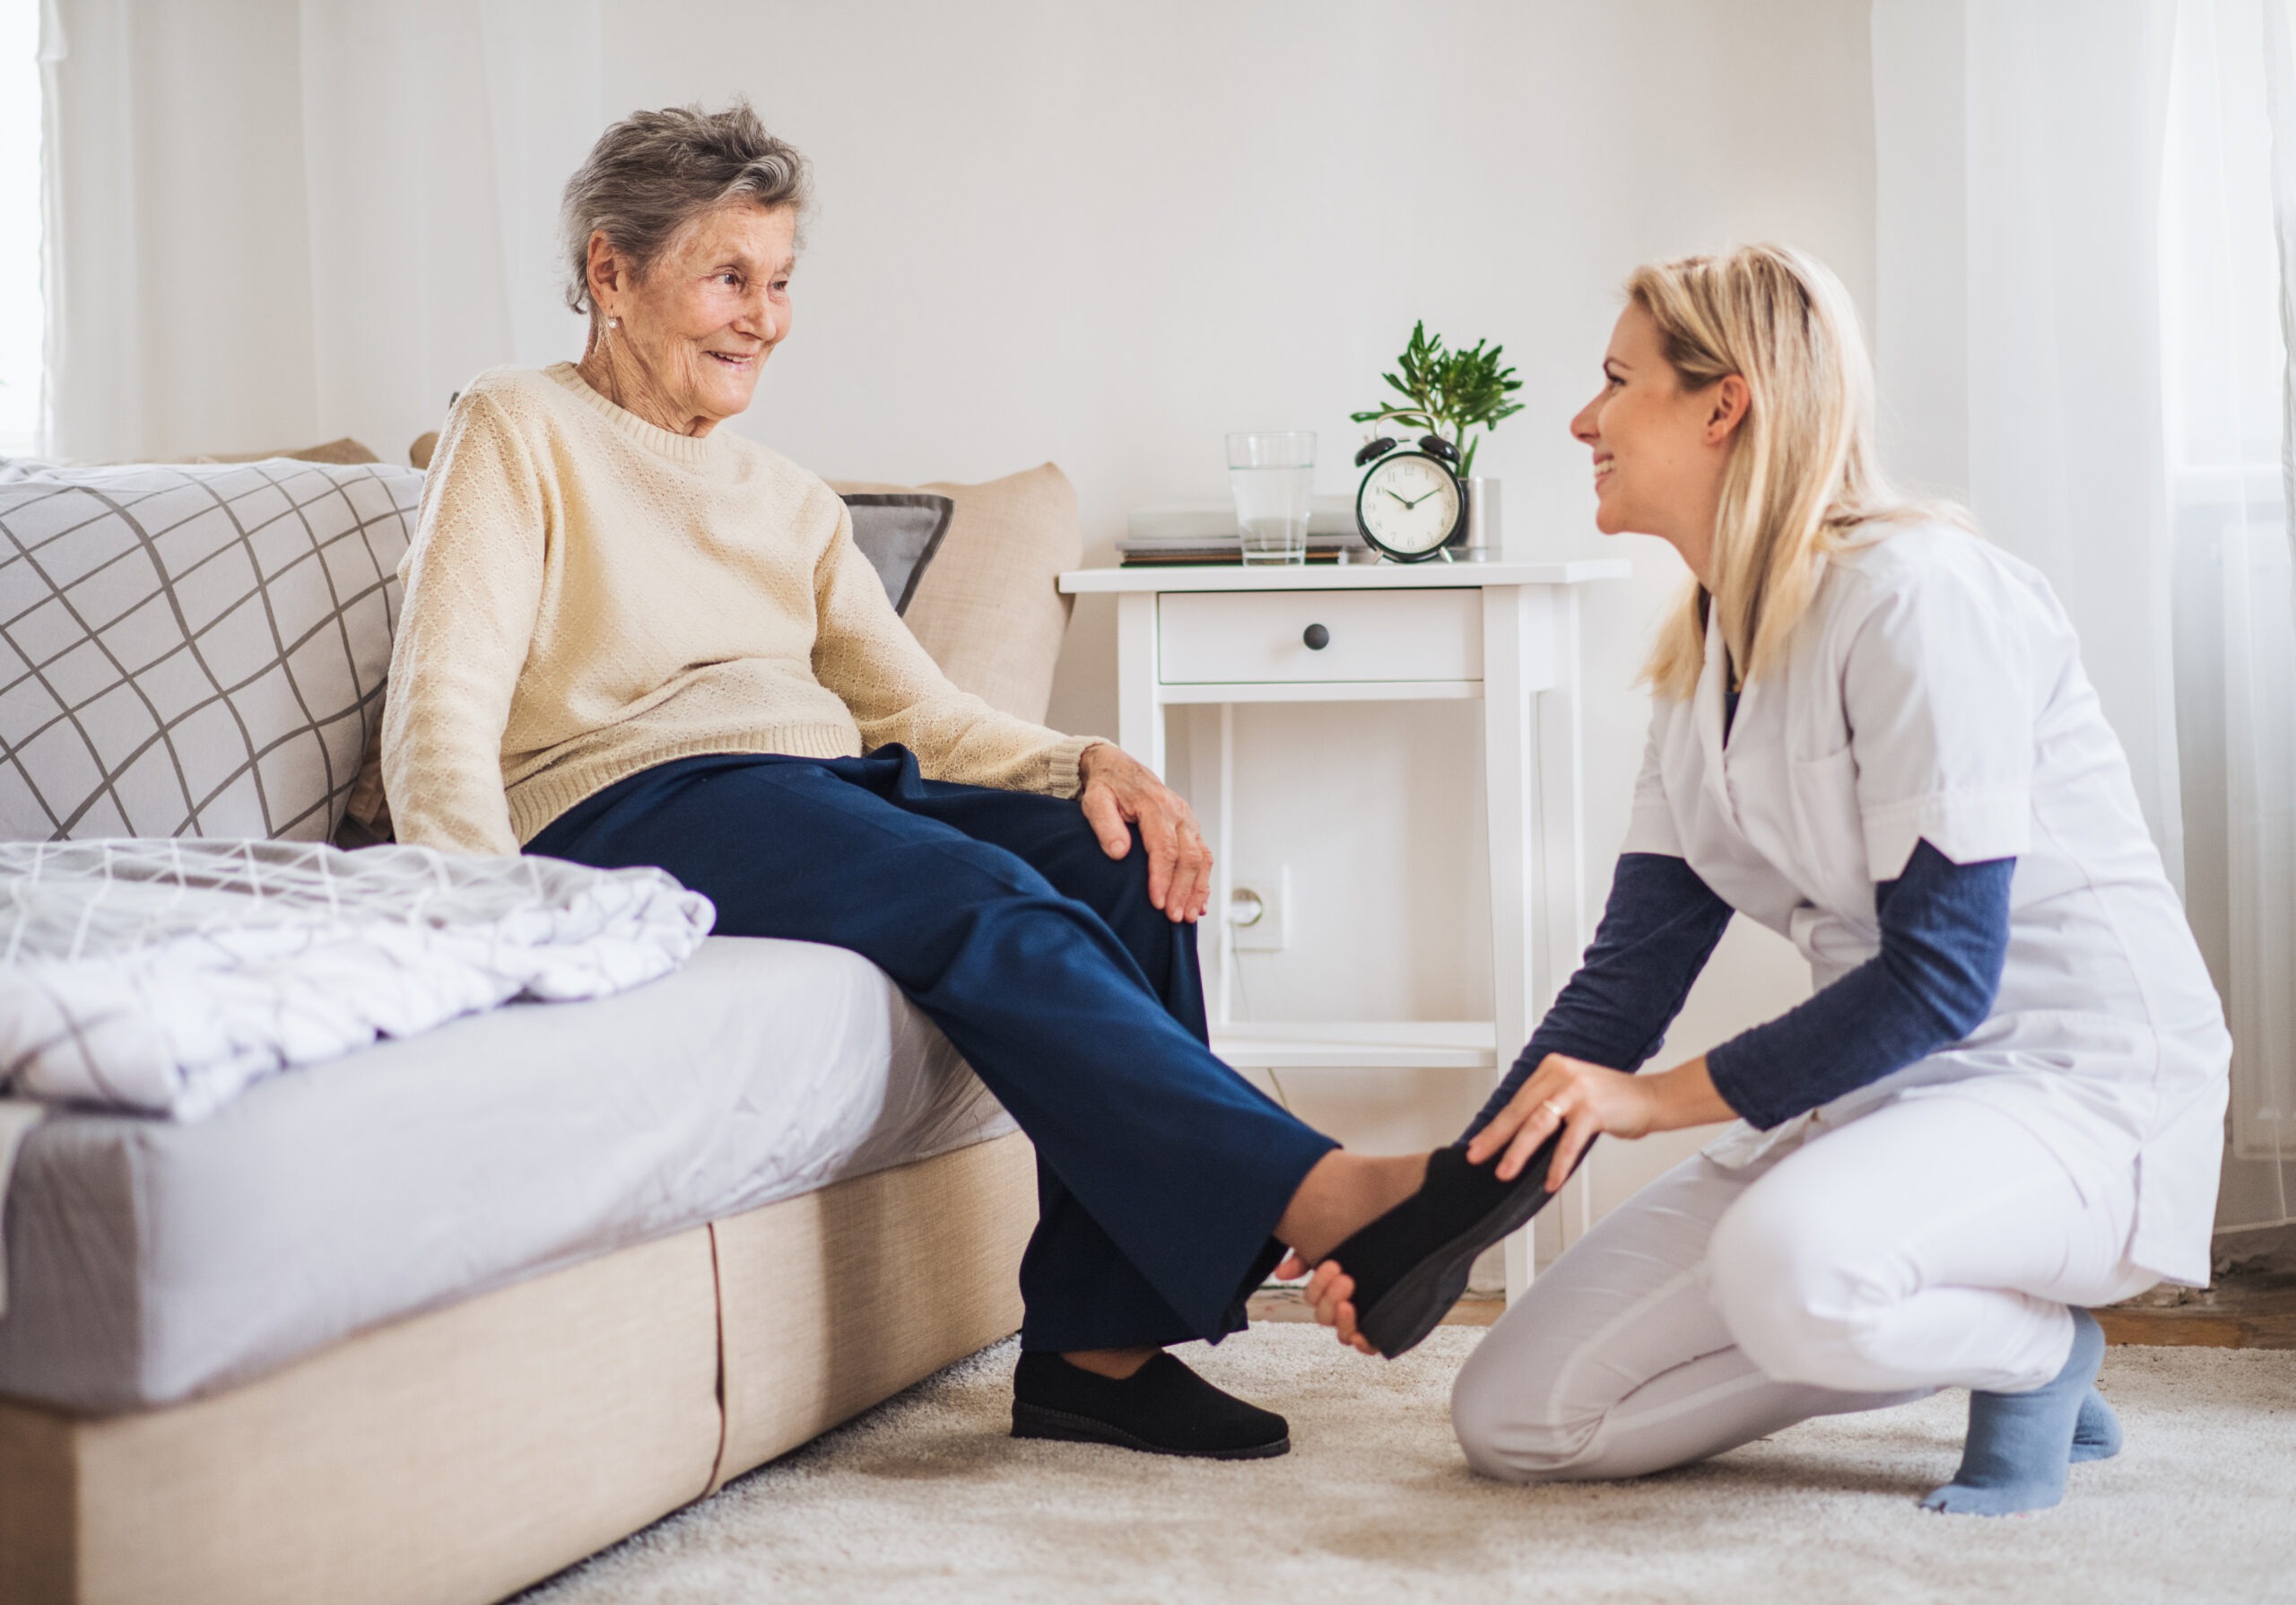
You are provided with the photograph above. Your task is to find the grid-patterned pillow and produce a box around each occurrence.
[0,458,421,842]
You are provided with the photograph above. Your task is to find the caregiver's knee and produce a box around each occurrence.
[1707,1192,1892,1387]
[1452,1403,1590,1484]
[1449,1354,1600,1483]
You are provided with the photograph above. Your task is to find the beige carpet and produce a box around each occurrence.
[521,1329,2296,1604]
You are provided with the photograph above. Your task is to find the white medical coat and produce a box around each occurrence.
[1624,524,2231,1286]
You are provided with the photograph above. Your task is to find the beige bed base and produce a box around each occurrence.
[0,1130,1036,1605]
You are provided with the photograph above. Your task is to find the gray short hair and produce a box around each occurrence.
[559,100,811,316]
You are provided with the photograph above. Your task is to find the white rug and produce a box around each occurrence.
[522,1329,2296,1604]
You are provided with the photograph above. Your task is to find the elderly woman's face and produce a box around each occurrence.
[595,202,796,433]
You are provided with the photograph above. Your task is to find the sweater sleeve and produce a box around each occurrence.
[1705,839,2014,1129]
[1465,852,1735,1138]
[810,504,1097,796]
[379,394,546,856]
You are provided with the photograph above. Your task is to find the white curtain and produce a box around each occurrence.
[1874,0,2296,1235]
[2166,0,2296,1227]
[41,0,599,463]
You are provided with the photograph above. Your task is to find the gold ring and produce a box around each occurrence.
[1541,1098,1566,1121]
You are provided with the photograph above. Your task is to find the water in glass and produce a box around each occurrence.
[1226,432,1314,565]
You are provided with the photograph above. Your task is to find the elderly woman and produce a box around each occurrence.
[382,102,1556,1460]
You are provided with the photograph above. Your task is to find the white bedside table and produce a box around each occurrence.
[1059,558,1630,1296]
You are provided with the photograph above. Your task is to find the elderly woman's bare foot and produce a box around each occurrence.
[1061,1346,1158,1380]
[1274,1150,1431,1264]
[1298,1134,1580,1358]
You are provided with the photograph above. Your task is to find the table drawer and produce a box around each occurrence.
[1157,589,1482,685]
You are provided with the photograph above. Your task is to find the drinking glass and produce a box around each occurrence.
[1226,432,1315,565]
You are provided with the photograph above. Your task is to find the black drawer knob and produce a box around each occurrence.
[1302,624,1330,650]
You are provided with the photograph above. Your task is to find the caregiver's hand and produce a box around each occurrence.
[1467,1053,1737,1194]
[1077,741,1213,923]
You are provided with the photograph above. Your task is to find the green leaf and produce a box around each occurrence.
[1352,322,1522,462]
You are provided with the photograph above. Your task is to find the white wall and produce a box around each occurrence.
[597,0,1868,1207]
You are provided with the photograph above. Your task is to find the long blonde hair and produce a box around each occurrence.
[1634,244,1941,699]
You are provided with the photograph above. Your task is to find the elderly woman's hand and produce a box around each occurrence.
[1077,743,1213,922]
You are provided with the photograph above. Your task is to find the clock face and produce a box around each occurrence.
[1357,453,1463,557]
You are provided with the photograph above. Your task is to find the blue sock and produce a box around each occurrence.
[2071,1383,2121,1464]
[1923,1308,2107,1515]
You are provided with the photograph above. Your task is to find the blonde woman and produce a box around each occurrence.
[1299,246,2230,1513]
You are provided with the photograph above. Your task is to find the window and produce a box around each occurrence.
[0,0,44,458]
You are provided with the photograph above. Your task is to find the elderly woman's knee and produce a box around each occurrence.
[1054,816,1155,920]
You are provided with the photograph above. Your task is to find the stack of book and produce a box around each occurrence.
[1118,498,1372,566]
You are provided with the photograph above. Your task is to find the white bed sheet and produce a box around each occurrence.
[0,936,1014,1413]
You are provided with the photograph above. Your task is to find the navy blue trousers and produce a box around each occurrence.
[527,748,1336,1351]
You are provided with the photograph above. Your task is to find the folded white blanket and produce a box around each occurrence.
[0,840,715,1121]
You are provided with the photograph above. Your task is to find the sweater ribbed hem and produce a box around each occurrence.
[1048,735,1100,800]
[544,361,723,467]
[509,723,862,845]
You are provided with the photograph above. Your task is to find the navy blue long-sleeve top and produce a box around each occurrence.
[1469,839,2016,1137]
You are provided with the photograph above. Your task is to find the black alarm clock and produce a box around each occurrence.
[1353,435,1465,563]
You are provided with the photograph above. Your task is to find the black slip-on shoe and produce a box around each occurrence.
[1010,1350,1290,1460]
[1324,1133,1583,1360]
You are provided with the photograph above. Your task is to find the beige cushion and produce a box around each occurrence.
[830,464,1080,722]
[170,439,382,467]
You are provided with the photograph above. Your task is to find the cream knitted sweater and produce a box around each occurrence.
[382,362,1092,856]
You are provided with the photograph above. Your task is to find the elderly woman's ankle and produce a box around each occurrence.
[1060,1347,1158,1381]
[1277,1151,1431,1263]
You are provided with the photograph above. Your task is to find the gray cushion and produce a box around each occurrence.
[843,493,954,615]
[0,458,421,842]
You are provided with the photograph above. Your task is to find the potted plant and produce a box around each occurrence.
[1351,321,1525,554]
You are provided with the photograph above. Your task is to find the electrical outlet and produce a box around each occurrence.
[1228,866,1291,952]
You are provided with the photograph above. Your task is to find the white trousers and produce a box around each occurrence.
[1449,1095,2156,1483]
